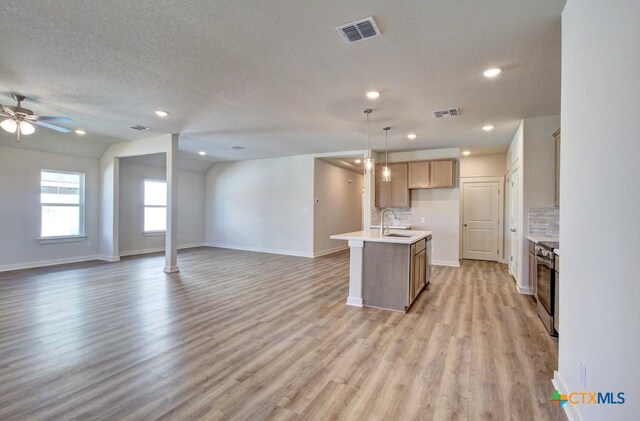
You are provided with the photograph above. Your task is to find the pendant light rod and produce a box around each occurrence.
[363,108,374,175]
[383,127,390,166]
[364,108,373,151]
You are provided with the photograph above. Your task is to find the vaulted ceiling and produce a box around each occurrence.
[0,0,565,163]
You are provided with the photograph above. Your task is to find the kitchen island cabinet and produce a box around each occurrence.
[330,230,432,312]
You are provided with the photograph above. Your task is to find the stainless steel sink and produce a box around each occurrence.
[383,233,413,238]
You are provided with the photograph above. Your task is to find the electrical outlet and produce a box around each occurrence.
[580,361,587,387]
[420,217,426,224]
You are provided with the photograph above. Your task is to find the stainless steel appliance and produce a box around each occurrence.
[535,241,559,336]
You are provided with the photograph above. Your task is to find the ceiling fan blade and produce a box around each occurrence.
[35,116,74,123]
[34,120,72,133]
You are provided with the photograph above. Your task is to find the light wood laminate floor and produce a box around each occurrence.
[0,248,563,420]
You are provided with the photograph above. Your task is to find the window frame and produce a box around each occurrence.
[143,179,167,235]
[39,169,86,242]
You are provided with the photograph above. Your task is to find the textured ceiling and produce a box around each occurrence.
[0,0,565,162]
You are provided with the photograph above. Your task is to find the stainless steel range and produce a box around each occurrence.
[535,241,558,336]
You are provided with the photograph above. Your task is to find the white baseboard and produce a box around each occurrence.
[313,245,349,257]
[516,284,534,295]
[205,242,314,258]
[118,243,205,257]
[0,255,100,272]
[346,296,363,307]
[553,371,582,421]
[431,260,461,267]
[97,255,121,262]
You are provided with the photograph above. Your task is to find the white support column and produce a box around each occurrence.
[346,239,364,307]
[164,134,179,273]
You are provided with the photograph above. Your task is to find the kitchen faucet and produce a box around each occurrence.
[380,208,398,236]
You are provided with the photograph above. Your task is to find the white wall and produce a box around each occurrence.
[313,159,363,256]
[507,116,559,291]
[205,155,315,257]
[0,146,100,270]
[118,160,206,255]
[411,189,460,266]
[556,1,640,419]
[460,153,506,178]
[387,148,461,266]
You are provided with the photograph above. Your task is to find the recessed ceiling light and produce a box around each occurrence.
[483,125,494,131]
[483,67,502,78]
[407,133,417,140]
[154,110,169,118]
[355,159,362,164]
[75,129,86,135]
[198,151,206,156]
[366,91,380,99]
[462,150,471,156]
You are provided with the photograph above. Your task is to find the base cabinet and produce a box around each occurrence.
[363,236,431,312]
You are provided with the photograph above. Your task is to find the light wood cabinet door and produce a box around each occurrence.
[414,249,426,298]
[408,161,430,189]
[390,163,410,207]
[529,250,537,296]
[375,165,391,208]
[429,159,456,188]
[375,163,410,208]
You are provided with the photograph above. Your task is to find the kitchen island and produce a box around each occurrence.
[330,230,432,312]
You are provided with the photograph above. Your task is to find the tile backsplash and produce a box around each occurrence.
[371,208,412,226]
[529,207,559,236]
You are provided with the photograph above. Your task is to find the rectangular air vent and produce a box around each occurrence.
[433,108,460,119]
[130,124,149,130]
[337,17,381,44]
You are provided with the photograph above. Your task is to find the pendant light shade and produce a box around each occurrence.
[364,157,375,173]
[363,108,374,174]
[1,118,17,133]
[381,127,391,182]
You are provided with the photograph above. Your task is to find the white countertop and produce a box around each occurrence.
[527,234,559,244]
[330,229,432,245]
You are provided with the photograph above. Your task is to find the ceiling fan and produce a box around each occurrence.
[0,93,74,142]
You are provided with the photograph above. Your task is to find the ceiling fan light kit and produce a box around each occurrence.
[1,93,74,141]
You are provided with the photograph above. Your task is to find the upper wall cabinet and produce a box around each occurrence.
[375,163,410,208]
[408,161,430,189]
[408,159,456,189]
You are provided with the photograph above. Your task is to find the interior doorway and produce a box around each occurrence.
[313,156,364,257]
[461,177,503,261]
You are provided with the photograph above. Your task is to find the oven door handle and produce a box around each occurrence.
[536,255,554,269]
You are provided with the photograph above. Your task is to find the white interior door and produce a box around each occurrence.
[509,167,520,277]
[462,181,501,261]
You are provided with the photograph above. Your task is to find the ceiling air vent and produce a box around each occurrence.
[229,145,245,150]
[130,124,149,130]
[433,108,460,119]
[336,17,381,44]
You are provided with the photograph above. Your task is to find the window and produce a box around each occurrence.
[40,170,85,238]
[144,180,167,233]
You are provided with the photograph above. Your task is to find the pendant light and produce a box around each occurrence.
[381,127,391,182]
[363,108,375,174]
